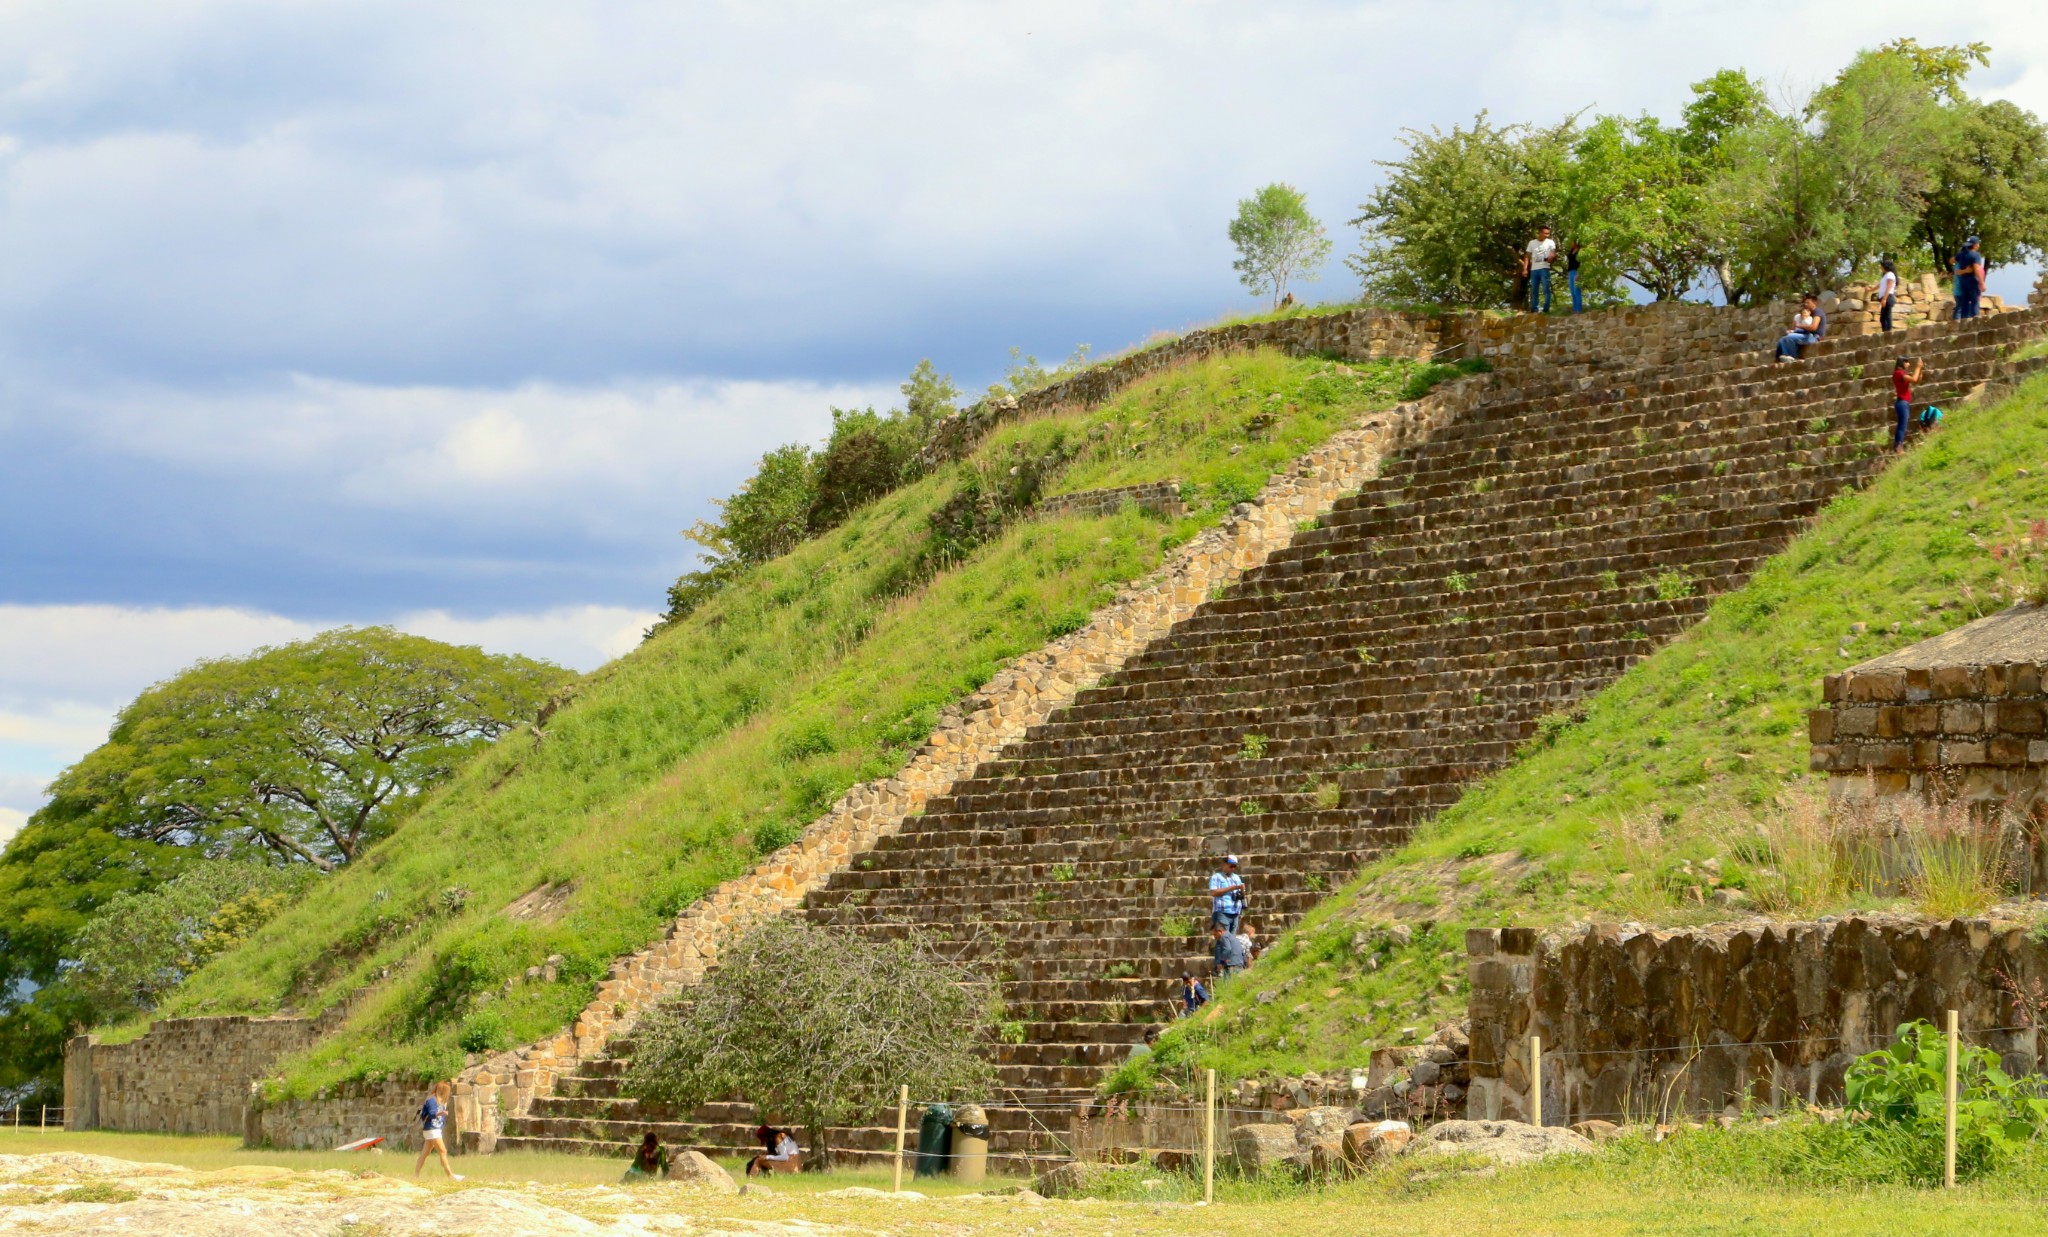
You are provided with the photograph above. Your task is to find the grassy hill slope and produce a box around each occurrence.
[140,348,1419,1095]
[1112,365,2048,1093]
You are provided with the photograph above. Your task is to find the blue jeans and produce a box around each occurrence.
[1528,268,1552,313]
[1894,399,1911,448]
[1956,284,1981,319]
[1777,331,1818,359]
[1211,908,1240,934]
[1567,268,1582,313]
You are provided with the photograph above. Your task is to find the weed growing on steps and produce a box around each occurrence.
[1120,369,2048,1091]
[149,348,1418,1097]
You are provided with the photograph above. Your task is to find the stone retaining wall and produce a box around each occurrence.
[1037,480,1187,521]
[245,1079,427,1152]
[1465,918,2048,1127]
[64,1008,349,1137]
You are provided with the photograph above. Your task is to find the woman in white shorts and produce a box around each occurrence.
[413,1080,463,1179]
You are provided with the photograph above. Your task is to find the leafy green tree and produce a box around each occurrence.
[626,919,996,1165]
[1564,114,1710,301]
[62,861,314,1018]
[899,358,960,430]
[1228,183,1332,308]
[1876,36,1991,104]
[47,627,567,871]
[807,406,926,532]
[1348,112,1578,308]
[1915,97,2048,275]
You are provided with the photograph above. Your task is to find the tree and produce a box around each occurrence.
[1229,183,1332,308]
[1916,97,2048,275]
[46,627,568,870]
[625,919,997,1165]
[62,861,314,1018]
[1564,114,1712,301]
[1348,112,1578,308]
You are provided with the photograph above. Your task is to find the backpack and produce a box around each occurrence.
[1918,406,1944,430]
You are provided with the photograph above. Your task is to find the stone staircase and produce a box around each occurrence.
[498,308,2048,1171]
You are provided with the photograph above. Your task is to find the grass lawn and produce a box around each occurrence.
[4,1128,2045,1235]
[1114,360,2048,1093]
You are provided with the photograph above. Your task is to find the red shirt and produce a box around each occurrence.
[1893,367,1913,400]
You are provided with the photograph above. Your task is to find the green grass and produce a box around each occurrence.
[143,349,1416,1096]
[11,1126,2048,1235]
[1113,366,2048,1092]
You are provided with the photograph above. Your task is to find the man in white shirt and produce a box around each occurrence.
[1522,225,1558,314]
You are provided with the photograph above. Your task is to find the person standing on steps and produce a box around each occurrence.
[1876,258,1899,333]
[1522,225,1558,314]
[1210,921,1249,981]
[413,1080,463,1180]
[1891,356,1924,453]
[1179,972,1209,1017]
[1954,236,1986,320]
[1200,855,1245,933]
[1565,240,1584,314]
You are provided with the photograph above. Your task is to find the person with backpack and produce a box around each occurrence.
[1875,258,1899,333]
[1891,356,1924,453]
[413,1080,463,1180]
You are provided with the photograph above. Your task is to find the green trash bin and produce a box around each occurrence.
[913,1103,954,1179]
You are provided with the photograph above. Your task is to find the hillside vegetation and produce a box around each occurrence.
[1112,366,2048,1093]
[142,348,1419,1094]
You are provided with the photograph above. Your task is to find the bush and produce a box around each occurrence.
[1844,1018,2048,1181]
[456,1008,509,1054]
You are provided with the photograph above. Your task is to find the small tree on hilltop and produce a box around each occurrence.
[1229,182,1332,309]
[625,919,997,1167]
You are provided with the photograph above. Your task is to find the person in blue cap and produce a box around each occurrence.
[1954,236,1986,320]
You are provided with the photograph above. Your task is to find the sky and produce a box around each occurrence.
[3,0,2045,844]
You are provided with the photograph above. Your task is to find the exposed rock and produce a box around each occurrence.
[1344,1119,1412,1166]
[1291,1105,1357,1144]
[1403,1119,1595,1166]
[820,1186,923,1200]
[1031,1160,1121,1198]
[1230,1123,1301,1175]
[665,1147,738,1193]
[1570,1119,1622,1143]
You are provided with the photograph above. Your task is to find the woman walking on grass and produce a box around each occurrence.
[413,1080,464,1180]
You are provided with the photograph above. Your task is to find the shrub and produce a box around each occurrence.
[1844,1018,2048,1181]
[456,1008,509,1054]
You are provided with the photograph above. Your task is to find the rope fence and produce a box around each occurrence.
[3,1106,63,1130]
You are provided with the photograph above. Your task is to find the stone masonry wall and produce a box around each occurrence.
[1466,918,2048,1127]
[1811,658,2048,802]
[245,1079,426,1152]
[1037,480,1187,521]
[64,1008,348,1136]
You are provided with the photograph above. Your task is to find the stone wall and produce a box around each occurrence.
[1037,480,1187,521]
[1466,918,2048,1127]
[65,1008,348,1137]
[1811,649,2048,803]
[245,1079,426,1152]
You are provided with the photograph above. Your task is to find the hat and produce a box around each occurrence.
[1967,235,1981,245]
[1223,854,1239,866]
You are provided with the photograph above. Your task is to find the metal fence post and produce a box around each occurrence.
[1530,1035,1543,1128]
[1945,1009,1959,1189]
[1203,1068,1216,1205]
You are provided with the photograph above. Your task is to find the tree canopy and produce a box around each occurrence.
[1352,41,2048,308]
[625,919,996,1164]
[1228,182,1333,308]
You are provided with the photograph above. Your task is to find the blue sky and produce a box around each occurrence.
[3,0,2044,840]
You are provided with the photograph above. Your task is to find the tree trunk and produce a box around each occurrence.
[806,1121,829,1172]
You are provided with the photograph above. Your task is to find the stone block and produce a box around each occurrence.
[1808,710,1835,743]
[1940,703,1985,735]
[1996,700,2046,735]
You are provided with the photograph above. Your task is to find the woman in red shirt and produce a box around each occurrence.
[1892,357,1923,452]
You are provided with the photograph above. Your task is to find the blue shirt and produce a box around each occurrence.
[1208,871,1244,915]
[1182,981,1208,1012]
[1957,247,1984,288]
[419,1096,445,1131]
[1212,932,1249,971]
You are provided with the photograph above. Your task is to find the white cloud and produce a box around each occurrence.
[0,807,23,850]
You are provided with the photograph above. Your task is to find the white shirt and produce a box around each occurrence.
[1526,238,1558,271]
[1877,271,1898,300]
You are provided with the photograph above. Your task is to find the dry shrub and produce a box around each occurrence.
[1733,787,2025,918]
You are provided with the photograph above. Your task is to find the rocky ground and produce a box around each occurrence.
[0,1150,960,1236]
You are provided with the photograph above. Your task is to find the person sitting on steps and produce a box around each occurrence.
[1198,855,1245,933]
[1775,294,1826,361]
[1179,972,1208,1017]
[1210,921,1249,980]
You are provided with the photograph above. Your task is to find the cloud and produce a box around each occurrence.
[0,807,23,851]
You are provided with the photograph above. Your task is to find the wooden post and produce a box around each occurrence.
[1203,1068,1216,1205]
[1530,1035,1543,1128]
[1945,1009,1959,1189]
[38,1106,46,1132]
[893,1086,909,1194]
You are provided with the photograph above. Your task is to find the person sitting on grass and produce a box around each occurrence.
[412,1080,463,1180]
[1237,920,1261,965]
[623,1131,670,1181]
[1775,294,1827,361]
[1179,972,1208,1017]
[747,1129,801,1176]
